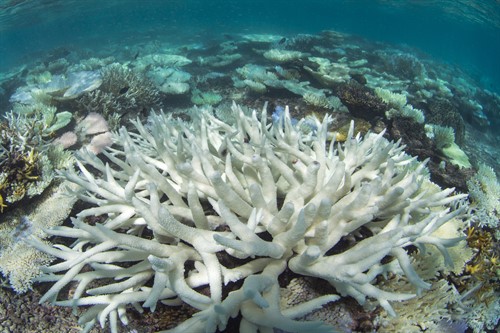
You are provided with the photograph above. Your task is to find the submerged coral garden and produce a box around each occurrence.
[0,30,499,333]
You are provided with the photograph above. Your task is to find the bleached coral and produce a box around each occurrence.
[373,211,473,332]
[190,89,223,106]
[53,131,78,149]
[234,63,280,89]
[0,181,78,292]
[375,87,425,124]
[375,87,407,109]
[376,278,461,333]
[426,124,455,150]
[467,163,500,229]
[304,57,351,86]
[263,49,306,63]
[76,112,109,136]
[302,91,347,111]
[199,53,242,67]
[9,70,102,104]
[29,103,467,333]
[147,67,191,95]
[135,54,192,70]
[463,294,500,333]
[425,124,471,168]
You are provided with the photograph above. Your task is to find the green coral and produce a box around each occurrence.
[375,87,425,124]
[375,87,407,109]
[44,111,72,134]
[12,102,72,137]
[425,124,471,168]
[304,57,351,86]
[302,91,346,111]
[426,124,455,150]
[190,89,223,106]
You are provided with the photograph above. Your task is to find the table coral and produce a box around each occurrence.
[29,103,468,333]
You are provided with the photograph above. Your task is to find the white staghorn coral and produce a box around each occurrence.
[28,102,467,333]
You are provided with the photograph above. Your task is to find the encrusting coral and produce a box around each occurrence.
[28,102,468,333]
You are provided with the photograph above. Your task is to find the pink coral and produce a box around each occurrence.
[77,112,109,136]
[53,131,78,149]
[87,132,113,154]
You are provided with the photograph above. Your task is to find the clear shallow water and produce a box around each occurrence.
[1,0,499,92]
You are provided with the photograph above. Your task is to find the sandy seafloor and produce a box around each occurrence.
[0,1,499,333]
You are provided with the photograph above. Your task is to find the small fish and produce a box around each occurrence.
[119,86,130,94]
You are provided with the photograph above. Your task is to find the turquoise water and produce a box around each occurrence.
[1,0,499,92]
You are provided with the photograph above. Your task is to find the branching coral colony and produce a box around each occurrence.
[28,103,468,333]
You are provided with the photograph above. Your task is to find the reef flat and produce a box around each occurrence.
[0,30,498,333]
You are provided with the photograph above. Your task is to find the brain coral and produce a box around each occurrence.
[28,102,467,333]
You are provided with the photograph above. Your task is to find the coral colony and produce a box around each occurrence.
[28,103,466,332]
[0,30,499,333]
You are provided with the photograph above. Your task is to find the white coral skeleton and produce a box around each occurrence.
[28,102,467,333]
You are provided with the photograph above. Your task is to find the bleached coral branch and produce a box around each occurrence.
[29,102,467,332]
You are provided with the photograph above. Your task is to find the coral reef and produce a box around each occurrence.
[459,226,500,332]
[0,181,78,292]
[425,124,471,168]
[263,49,306,63]
[9,70,102,104]
[373,214,473,332]
[1,25,499,333]
[388,118,474,192]
[425,98,466,145]
[147,67,191,95]
[29,103,468,333]
[302,91,346,111]
[304,57,351,86]
[375,87,425,124]
[426,124,456,151]
[466,163,500,229]
[0,102,72,210]
[190,89,223,106]
[77,63,160,122]
[337,81,387,120]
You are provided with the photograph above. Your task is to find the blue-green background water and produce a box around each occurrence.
[1,0,499,92]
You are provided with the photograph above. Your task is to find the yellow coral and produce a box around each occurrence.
[20,149,40,180]
[466,263,483,275]
[332,120,372,142]
[0,194,6,213]
[467,226,492,252]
